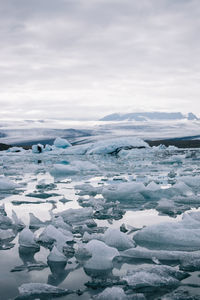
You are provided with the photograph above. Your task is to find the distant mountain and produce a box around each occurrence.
[100,112,199,121]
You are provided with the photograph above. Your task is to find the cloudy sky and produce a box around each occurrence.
[0,0,200,120]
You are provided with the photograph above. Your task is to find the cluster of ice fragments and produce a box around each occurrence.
[2,137,200,299]
[31,136,149,155]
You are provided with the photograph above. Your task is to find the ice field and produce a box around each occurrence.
[1,129,200,299]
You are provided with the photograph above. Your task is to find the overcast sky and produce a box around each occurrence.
[0,0,200,120]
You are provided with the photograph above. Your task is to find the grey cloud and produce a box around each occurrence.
[0,0,200,119]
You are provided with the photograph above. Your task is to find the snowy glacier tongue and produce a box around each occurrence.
[1,136,200,299]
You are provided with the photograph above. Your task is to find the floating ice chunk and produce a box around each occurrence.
[12,210,25,229]
[0,176,19,190]
[172,181,193,196]
[84,240,119,272]
[7,146,25,153]
[36,179,56,190]
[121,246,200,263]
[102,182,145,203]
[51,216,72,232]
[38,225,73,245]
[18,283,70,298]
[180,257,200,271]
[83,232,104,242]
[29,213,44,229]
[156,199,177,215]
[32,144,44,153]
[50,160,98,178]
[47,246,67,263]
[103,228,135,250]
[75,183,102,196]
[134,211,200,251]
[57,227,74,241]
[94,287,129,300]
[75,244,92,261]
[181,175,200,188]
[161,154,184,165]
[0,229,15,241]
[44,144,52,151]
[63,143,90,155]
[86,137,149,155]
[54,137,72,148]
[0,214,13,228]
[122,265,188,289]
[19,228,39,249]
[73,160,98,172]
[145,182,161,191]
[58,207,93,225]
[50,164,77,177]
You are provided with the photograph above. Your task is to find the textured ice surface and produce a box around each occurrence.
[0,214,13,228]
[38,224,73,245]
[86,137,149,154]
[29,212,44,229]
[32,143,44,153]
[94,287,129,300]
[122,265,188,289]
[50,160,98,178]
[47,245,67,262]
[0,229,15,241]
[103,228,135,250]
[160,289,200,300]
[51,215,72,231]
[134,211,200,250]
[18,282,70,297]
[84,239,119,272]
[121,246,200,264]
[0,176,19,190]
[57,207,93,225]
[12,210,25,229]
[102,182,146,203]
[19,228,39,249]
[53,137,72,148]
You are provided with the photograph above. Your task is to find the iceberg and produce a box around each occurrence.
[102,182,145,203]
[50,160,98,178]
[38,224,73,245]
[53,137,72,148]
[121,246,200,263]
[134,211,200,251]
[86,137,149,155]
[12,210,25,229]
[32,144,44,153]
[94,287,129,300]
[57,207,93,225]
[0,176,19,190]
[0,214,13,229]
[47,245,67,263]
[0,229,15,241]
[84,240,119,274]
[19,228,39,250]
[29,212,45,229]
[103,228,135,250]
